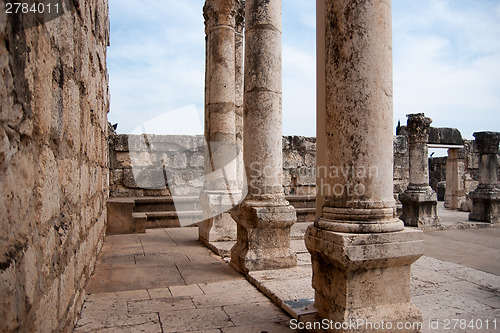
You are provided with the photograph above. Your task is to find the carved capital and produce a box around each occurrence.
[473,131,500,155]
[406,113,432,144]
[204,0,238,31]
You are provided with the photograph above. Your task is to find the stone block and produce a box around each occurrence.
[305,226,423,332]
[34,277,59,332]
[189,153,205,168]
[106,198,145,235]
[114,134,129,152]
[283,151,303,169]
[298,167,316,185]
[59,256,76,321]
[123,167,166,189]
[230,202,297,273]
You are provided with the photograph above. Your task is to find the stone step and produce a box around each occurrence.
[285,195,316,209]
[108,195,317,234]
[133,196,201,213]
[136,210,203,229]
[295,208,316,222]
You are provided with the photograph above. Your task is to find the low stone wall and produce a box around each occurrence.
[109,134,205,197]
[109,134,317,198]
[0,2,110,331]
[109,134,498,213]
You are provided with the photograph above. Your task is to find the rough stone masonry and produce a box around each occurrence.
[0,1,110,331]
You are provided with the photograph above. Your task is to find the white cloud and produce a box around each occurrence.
[108,0,205,134]
[393,0,500,139]
[107,0,499,140]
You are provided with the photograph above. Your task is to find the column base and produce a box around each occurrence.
[468,187,500,223]
[230,200,297,274]
[305,225,423,333]
[199,191,239,243]
[400,186,440,229]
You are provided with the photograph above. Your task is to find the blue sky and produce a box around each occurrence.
[108,0,500,140]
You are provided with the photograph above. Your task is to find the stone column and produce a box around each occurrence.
[399,113,440,228]
[199,0,240,245]
[445,148,465,210]
[235,0,245,192]
[305,0,423,330]
[469,131,500,223]
[230,0,297,273]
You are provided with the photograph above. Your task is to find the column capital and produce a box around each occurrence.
[235,0,245,33]
[406,113,432,144]
[473,131,500,155]
[204,0,238,31]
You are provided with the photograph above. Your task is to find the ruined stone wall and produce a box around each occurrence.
[429,157,447,191]
[393,135,409,199]
[109,135,317,197]
[109,134,205,197]
[282,136,316,195]
[459,140,480,211]
[109,134,498,208]
[0,1,110,331]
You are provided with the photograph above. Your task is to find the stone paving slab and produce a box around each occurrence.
[76,227,500,332]
[76,228,297,332]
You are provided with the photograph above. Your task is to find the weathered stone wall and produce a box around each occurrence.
[109,134,317,197]
[0,2,110,332]
[282,136,316,195]
[393,135,409,199]
[429,157,447,191]
[109,134,498,210]
[109,134,205,197]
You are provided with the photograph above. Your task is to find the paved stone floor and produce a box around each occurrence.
[75,217,500,332]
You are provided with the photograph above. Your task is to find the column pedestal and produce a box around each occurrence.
[230,199,297,273]
[468,131,500,223]
[400,186,440,228]
[305,225,423,332]
[311,0,423,329]
[469,187,500,223]
[199,191,238,243]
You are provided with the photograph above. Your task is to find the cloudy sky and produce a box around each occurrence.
[107,0,500,140]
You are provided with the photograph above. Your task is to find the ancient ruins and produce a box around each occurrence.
[0,0,499,332]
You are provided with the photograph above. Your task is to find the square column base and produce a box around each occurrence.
[199,191,239,243]
[305,225,423,333]
[469,189,500,223]
[198,213,237,243]
[230,202,297,274]
[400,189,440,229]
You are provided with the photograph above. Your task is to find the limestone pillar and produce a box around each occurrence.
[469,131,500,223]
[235,0,245,192]
[445,148,465,210]
[199,0,240,244]
[230,0,297,273]
[305,0,423,331]
[399,113,440,228]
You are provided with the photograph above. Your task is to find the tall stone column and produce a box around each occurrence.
[469,131,500,223]
[399,113,440,228]
[199,0,240,245]
[235,0,245,192]
[230,0,297,273]
[445,148,465,210]
[305,0,423,330]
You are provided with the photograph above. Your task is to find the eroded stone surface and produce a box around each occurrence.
[400,114,440,229]
[0,2,109,331]
[469,132,500,223]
